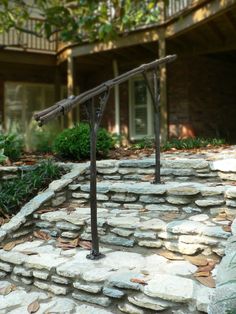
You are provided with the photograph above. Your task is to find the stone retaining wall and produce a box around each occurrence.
[94,158,236,182]
[1,159,236,257]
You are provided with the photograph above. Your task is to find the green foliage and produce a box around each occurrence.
[53,123,113,160]
[0,132,24,161]
[132,136,154,149]
[0,160,62,217]
[0,0,161,43]
[161,137,226,151]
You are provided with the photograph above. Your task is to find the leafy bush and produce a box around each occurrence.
[161,137,226,151]
[0,160,62,217]
[0,132,24,161]
[53,123,113,160]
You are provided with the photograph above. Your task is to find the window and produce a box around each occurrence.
[4,82,55,133]
[129,78,154,140]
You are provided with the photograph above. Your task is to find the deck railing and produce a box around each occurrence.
[0,1,199,53]
[165,0,196,18]
[0,18,57,53]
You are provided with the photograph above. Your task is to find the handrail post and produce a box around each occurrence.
[86,98,104,260]
[153,71,161,184]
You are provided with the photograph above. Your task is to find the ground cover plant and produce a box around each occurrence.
[0,132,24,163]
[0,160,63,218]
[161,137,226,151]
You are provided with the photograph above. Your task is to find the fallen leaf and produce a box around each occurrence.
[27,300,40,313]
[3,237,31,251]
[33,230,51,241]
[0,284,16,296]
[57,237,92,250]
[3,242,17,251]
[195,276,216,288]
[183,255,208,266]
[78,240,92,250]
[158,250,183,260]
[36,208,57,214]
[197,264,215,273]
[222,225,231,232]
[130,278,148,285]
[194,271,211,277]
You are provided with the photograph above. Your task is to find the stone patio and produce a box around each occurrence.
[0,147,236,313]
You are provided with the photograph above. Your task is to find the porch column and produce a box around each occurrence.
[112,59,120,139]
[158,1,168,142]
[67,54,75,128]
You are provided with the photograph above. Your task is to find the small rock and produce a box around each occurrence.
[108,272,144,290]
[195,199,225,207]
[73,281,102,293]
[118,303,145,314]
[103,286,125,298]
[72,291,111,307]
[138,240,162,248]
[128,293,171,311]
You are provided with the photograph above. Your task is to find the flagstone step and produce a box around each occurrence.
[0,239,215,313]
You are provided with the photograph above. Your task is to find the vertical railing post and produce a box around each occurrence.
[86,98,104,260]
[153,72,161,184]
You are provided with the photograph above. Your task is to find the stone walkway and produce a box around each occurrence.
[0,237,216,313]
[1,146,236,313]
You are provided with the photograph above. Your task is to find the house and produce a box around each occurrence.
[0,0,236,144]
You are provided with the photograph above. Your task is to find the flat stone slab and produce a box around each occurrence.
[144,274,195,302]
[25,253,67,271]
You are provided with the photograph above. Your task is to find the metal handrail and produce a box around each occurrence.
[35,55,177,260]
[35,55,176,125]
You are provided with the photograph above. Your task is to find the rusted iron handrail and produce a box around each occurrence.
[34,55,177,260]
[34,55,176,125]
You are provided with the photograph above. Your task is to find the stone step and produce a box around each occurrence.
[33,203,231,256]
[0,239,214,313]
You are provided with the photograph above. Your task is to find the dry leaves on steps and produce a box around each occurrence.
[27,300,40,313]
[3,236,33,251]
[57,237,92,250]
[194,271,211,277]
[33,230,51,241]
[36,207,57,214]
[0,284,16,296]
[222,223,232,233]
[130,278,148,285]
[195,275,216,288]
[183,255,208,267]
[158,250,183,260]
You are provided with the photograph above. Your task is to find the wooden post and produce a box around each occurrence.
[158,0,168,142]
[67,54,75,127]
[112,59,120,140]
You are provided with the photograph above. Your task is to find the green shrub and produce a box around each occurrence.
[0,132,24,161]
[0,160,62,217]
[53,123,113,160]
[161,137,226,151]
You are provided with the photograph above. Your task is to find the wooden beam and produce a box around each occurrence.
[67,55,75,127]
[165,0,236,38]
[158,1,168,142]
[70,29,159,58]
[0,50,56,66]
